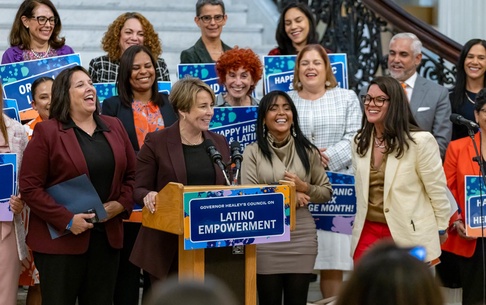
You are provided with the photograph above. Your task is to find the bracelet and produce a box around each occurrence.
[66,218,73,231]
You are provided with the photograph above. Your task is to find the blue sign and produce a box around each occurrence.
[94,81,172,103]
[183,185,291,250]
[209,106,258,149]
[0,53,81,85]
[465,175,486,237]
[263,54,349,93]
[189,193,285,242]
[308,171,355,235]
[3,99,20,121]
[177,64,223,94]
[0,54,81,119]
[3,63,77,112]
[0,153,17,221]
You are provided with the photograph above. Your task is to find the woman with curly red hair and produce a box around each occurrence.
[89,12,170,83]
[215,47,263,106]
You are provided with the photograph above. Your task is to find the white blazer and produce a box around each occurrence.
[351,131,450,262]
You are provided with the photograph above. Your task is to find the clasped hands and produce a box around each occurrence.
[284,171,310,208]
[70,200,124,235]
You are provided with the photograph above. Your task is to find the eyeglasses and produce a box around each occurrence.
[31,16,57,25]
[198,14,225,24]
[361,94,389,107]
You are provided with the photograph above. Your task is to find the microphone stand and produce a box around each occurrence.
[467,126,486,304]
[468,127,486,188]
[222,167,231,186]
[229,161,244,255]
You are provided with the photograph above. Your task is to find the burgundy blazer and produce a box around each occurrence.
[19,115,136,254]
[130,121,230,280]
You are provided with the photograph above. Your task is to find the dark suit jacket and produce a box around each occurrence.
[102,93,178,152]
[129,121,230,279]
[19,115,136,254]
[180,37,232,63]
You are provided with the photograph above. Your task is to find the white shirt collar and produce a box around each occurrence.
[403,72,418,89]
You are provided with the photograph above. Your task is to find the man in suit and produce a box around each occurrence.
[387,33,452,158]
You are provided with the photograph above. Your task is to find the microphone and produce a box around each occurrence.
[230,141,243,171]
[450,113,479,129]
[230,141,243,185]
[204,139,230,185]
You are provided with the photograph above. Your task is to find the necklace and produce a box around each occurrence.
[181,133,203,146]
[31,45,51,59]
[465,91,476,104]
[374,137,386,149]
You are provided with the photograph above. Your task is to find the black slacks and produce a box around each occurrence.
[34,229,120,305]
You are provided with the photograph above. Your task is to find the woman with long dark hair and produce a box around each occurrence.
[102,45,177,305]
[242,90,332,305]
[352,76,449,265]
[268,2,318,55]
[449,38,486,140]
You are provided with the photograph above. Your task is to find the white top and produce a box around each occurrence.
[288,87,362,174]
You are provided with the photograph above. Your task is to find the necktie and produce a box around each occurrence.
[401,82,409,101]
[401,82,407,91]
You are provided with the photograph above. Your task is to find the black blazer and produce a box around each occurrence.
[102,92,178,152]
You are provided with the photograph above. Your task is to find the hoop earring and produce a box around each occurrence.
[291,124,297,137]
[263,124,266,138]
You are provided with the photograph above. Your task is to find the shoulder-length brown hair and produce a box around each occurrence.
[117,45,162,108]
[355,76,420,158]
[292,44,337,91]
[102,12,162,61]
[9,0,66,50]
[50,66,100,123]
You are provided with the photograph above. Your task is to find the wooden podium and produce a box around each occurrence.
[142,182,295,305]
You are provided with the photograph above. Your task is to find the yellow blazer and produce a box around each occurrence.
[351,131,450,262]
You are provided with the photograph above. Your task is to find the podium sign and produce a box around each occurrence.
[183,186,291,250]
[309,172,355,235]
[465,175,486,237]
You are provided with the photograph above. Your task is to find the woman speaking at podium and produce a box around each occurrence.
[241,90,332,305]
[130,77,233,289]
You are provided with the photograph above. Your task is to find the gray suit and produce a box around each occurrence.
[409,75,451,158]
[359,74,451,158]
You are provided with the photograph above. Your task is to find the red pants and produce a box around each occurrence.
[353,220,392,264]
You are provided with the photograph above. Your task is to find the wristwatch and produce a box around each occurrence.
[438,230,447,235]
